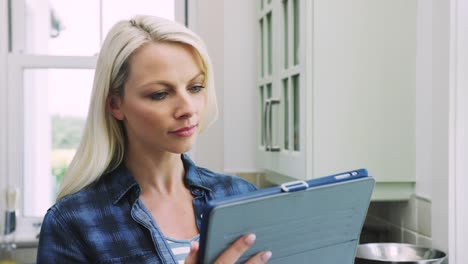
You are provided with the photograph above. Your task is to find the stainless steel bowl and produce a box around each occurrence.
[355,243,446,264]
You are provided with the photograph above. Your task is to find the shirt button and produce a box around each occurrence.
[200,214,203,219]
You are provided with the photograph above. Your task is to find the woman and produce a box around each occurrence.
[37,15,272,264]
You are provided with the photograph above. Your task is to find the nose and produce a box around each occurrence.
[174,92,196,119]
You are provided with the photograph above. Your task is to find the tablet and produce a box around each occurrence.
[198,169,375,264]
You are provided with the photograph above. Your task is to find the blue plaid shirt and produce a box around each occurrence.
[37,154,257,263]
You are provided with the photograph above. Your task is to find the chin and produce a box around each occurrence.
[169,143,194,154]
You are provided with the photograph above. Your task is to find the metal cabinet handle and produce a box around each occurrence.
[268,98,281,152]
[263,98,281,152]
[263,100,271,151]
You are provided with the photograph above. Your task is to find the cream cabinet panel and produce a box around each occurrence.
[257,0,416,200]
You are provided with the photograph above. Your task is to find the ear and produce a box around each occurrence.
[106,95,125,121]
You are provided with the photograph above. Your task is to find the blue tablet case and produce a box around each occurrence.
[199,169,374,264]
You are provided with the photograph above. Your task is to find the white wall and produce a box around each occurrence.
[0,0,8,234]
[415,0,433,199]
[450,0,468,261]
[413,0,468,257]
[431,0,450,253]
[188,0,225,172]
[414,0,459,255]
[189,0,259,173]
[223,0,258,173]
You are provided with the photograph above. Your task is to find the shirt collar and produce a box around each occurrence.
[107,165,139,205]
[182,153,212,193]
[108,153,211,204]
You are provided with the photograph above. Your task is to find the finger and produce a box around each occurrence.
[215,234,256,263]
[245,251,272,264]
[184,241,200,264]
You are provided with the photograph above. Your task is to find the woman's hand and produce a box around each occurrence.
[185,234,272,264]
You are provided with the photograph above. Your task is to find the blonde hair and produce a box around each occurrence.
[57,15,218,200]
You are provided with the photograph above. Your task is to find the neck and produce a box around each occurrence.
[125,152,186,195]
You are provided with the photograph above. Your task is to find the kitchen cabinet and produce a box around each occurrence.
[257,0,416,200]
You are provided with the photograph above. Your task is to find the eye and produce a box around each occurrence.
[149,91,168,100]
[189,85,205,93]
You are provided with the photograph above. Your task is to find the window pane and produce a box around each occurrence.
[13,0,175,56]
[259,86,265,146]
[293,0,300,65]
[260,18,264,78]
[283,0,289,69]
[23,69,94,217]
[283,78,289,150]
[266,12,272,75]
[102,0,175,41]
[15,0,100,55]
[292,74,300,151]
[266,83,272,98]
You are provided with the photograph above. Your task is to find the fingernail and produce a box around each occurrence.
[244,234,256,245]
[261,251,272,262]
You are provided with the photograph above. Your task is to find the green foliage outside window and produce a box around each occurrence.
[52,115,85,149]
[51,115,85,192]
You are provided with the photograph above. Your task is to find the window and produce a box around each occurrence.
[22,68,94,217]
[0,0,184,241]
[10,0,177,56]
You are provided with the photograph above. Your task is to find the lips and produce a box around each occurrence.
[169,125,197,137]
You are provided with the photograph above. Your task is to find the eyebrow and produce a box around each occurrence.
[189,72,205,82]
[138,72,205,90]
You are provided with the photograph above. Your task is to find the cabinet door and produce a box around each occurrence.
[311,0,416,184]
[257,0,308,179]
[257,0,417,199]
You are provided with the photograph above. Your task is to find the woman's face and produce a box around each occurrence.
[110,42,207,155]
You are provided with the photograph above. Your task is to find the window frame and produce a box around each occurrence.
[0,0,9,239]
[0,0,186,242]
[7,54,97,242]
